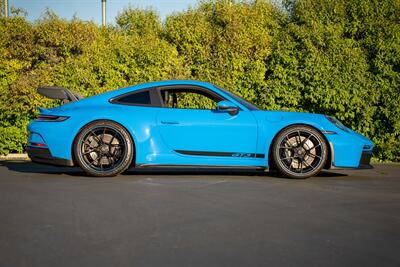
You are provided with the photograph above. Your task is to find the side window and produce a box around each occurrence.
[160,88,222,110]
[115,90,151,105]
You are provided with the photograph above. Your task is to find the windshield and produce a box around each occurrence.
[214,85,260,110]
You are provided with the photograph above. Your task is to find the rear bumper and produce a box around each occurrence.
[27,146,74,167]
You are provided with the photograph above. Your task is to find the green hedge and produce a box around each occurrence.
[0,0,399,161]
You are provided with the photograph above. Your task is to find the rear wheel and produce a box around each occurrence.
[272,125,327,179]
[74,120,134,177]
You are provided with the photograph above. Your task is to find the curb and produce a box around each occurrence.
[0,153,30,161]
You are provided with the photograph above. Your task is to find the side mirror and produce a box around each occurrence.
[217,100,239,115]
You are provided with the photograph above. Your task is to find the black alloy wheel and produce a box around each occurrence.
[272,125,328,178]
[74,120,134,177]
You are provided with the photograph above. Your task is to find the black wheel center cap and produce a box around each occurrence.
[294,147,305,156]
[100,144,109,153]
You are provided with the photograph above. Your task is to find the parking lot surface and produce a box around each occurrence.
[0,161,399,267]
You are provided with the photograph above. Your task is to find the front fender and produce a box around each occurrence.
[253,111,372,168]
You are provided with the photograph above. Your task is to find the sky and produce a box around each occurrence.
[8,0,200,23]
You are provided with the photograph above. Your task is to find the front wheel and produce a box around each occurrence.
[74,120,134,177]
[271,125,328,179]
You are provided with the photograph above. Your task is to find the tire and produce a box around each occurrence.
[271,125,328,179]
[73,120,134,177]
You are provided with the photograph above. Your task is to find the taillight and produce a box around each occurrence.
[29,142,47,148]
[35,115,69,122]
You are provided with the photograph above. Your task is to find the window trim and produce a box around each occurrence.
[109,88,162,107]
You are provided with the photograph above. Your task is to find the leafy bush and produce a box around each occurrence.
[0,0,399,161]
[0,126,27,154]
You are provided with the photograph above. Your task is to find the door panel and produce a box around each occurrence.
[157,108,258,158]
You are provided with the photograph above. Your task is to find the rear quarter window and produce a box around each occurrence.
[113,91,151,105]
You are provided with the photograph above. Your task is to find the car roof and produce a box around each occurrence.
[66,80,219,107]
[102,80,215,99]
[116,80,214,94]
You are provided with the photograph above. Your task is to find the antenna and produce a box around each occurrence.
[101,0,106,26]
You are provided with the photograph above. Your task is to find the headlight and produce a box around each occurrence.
[325,116,349,132]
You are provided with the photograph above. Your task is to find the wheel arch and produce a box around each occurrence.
[267,123,332,170]
[71,119,137,167]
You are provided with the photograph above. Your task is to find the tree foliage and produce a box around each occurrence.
[0,0,399,161]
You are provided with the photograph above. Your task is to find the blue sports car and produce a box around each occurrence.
[27,80,373,178]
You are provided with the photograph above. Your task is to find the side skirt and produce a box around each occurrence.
[136,164,269,171]
[175,150,265,159]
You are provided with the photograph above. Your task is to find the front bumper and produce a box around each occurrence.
[329,145,373,170]
[358,150,373,169]
[324,126,374,170]
[27,146,74,167]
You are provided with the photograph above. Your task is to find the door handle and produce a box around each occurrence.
[161,121,180,125]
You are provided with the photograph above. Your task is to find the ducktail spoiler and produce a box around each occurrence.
[37,86,84,103]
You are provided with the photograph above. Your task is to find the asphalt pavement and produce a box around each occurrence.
[0,161,399,267]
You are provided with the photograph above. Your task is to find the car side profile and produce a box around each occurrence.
[27,80,374,178]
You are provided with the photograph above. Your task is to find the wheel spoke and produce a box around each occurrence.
[100,127,106,143]
[83,149,96,155]
[306,144,320,151]
[99,156,103,170]
[109,132,116,145]
[83,140,95,148]
[281,156,294,161]
[288,159,293,170]
[90,130,102,144]
[307,152,322,159]
[300,134,313,147]
[284,135,294,148]
[92,158,99,167]
[106,152,116,167]
[303,160,315,170]
[299,160,303,173]
[297,131,302,146]
[110,144,121,147]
